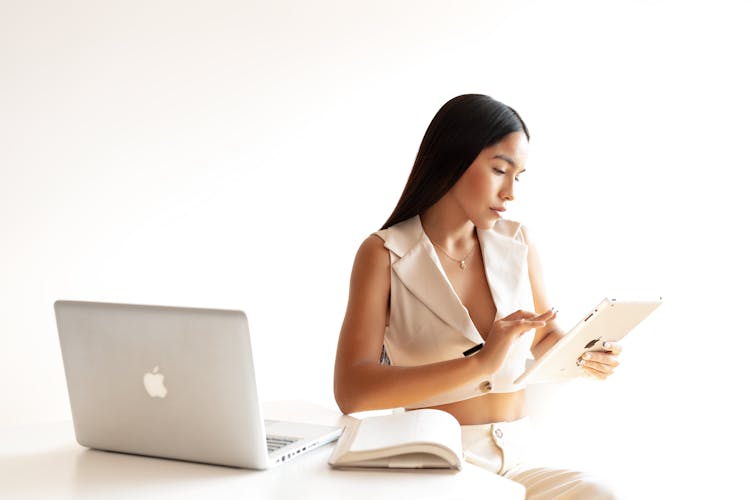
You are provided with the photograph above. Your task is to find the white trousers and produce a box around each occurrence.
[461,418,618,500]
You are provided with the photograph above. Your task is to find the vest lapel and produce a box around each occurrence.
[387,218,482,344]
[477,223,528,317]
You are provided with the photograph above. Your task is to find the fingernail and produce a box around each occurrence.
[576,358,584,367]
[583,352,591,360]
[603,341,611,349]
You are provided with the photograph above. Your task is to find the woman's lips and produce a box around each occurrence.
[490,206,505,216]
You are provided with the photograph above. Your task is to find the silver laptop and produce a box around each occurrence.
[54,300,343,469]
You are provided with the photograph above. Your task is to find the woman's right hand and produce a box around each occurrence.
[475,308,556,375]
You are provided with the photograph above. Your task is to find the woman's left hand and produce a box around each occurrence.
[577,342,622,380]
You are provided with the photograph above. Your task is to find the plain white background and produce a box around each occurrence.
[2,0,748,496]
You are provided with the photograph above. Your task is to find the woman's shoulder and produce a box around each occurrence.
[361,233,388,253]
[354,234,390,268]
[348,235,391,291]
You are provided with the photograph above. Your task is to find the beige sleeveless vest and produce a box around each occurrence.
[373,215,535,408]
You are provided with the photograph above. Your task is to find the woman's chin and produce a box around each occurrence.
[473,217,500,231]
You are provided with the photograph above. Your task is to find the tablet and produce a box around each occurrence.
[514,297,662,385]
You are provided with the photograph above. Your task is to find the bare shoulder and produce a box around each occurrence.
[354,234,390,269]
[347,234,391,297]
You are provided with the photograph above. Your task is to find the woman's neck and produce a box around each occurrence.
[420,198,477,253]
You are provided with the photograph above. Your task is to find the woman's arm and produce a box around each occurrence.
[524,227,621,379]
[525,227,565,359]
[333,235,545,414]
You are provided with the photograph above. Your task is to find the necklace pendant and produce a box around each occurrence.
[459,260,466,270]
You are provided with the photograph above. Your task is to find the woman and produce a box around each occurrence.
[333,94,620,499]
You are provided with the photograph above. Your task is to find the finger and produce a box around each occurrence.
[579,359,616,376]
[529,308,557,322]
[501,309,537,321]
[498,318,547,333]
[527,308,557,320]
[580,351,620,368]
[495,315,545,327]
[581,366,609,381]
[601,341,622,355]
[520,319,547,329]
[538,310,557,323]
[514,319,547,331]
[501,308,555,321]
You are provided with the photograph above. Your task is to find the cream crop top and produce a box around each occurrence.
[373,215,535,409]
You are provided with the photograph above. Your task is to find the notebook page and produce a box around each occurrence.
[349,410,456,452]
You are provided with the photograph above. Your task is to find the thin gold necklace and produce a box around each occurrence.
[432,240,476,270]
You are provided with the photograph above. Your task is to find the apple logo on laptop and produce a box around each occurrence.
[143,366,168,398]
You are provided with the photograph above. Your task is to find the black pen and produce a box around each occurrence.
[462,343,484,357]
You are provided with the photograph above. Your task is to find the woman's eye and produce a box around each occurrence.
[494,168,521,182]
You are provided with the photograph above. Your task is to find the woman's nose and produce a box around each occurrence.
[499,181,514,201]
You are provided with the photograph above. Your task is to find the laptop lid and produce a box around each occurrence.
[54,300,340,469]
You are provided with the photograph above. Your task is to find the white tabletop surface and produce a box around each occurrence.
[0,401,525,500]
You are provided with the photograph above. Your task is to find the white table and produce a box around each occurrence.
[0,401,525,499]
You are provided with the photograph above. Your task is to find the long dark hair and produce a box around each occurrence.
[381,94,530,229]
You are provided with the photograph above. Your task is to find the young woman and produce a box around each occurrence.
[334,94,620,498]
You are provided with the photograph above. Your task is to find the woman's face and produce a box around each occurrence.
[449,131,529,230]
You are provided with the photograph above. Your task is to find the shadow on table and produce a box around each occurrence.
[1,444,257,499]
[72,447,256,496]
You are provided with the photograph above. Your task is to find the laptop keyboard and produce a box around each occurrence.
[266,434,301,453]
